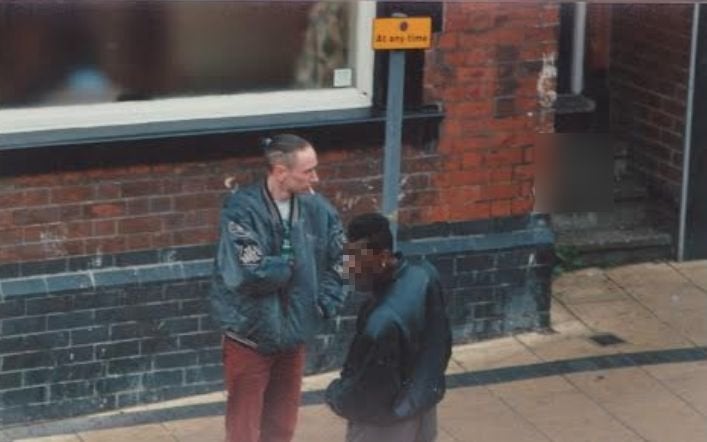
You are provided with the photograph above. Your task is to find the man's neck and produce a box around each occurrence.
[267,175,291,202]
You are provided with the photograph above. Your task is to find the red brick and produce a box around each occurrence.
[491,200,512,217]
[95,182,121,199]
[483,147,524,167]
[51,186,94,204]
[94,220,116,236]
[66,221,93,239]
[456,67,495,84]
[449,202,490,221]
[174,192,226,211]
[173,228,217,245]
[118,216,163,234]
[435,33,458,49]
[126,233,154,251]
[446,101,494,118]
[400,190,438,208]
[0,210,11,228]
[122,181,160,197]
[0,228,23,245]
[13,207,60,225]
[127,199,150,216]
[480,183,518,201]
[88,203,126,218]
[0,191,24,208]
[512,197,535,215]
[513,164,535,180]
[490,168,513,182]
[85,237,127,255]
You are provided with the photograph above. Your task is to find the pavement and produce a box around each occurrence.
[2,260,707,442]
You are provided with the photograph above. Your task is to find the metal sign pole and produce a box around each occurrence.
[382,49,406,250]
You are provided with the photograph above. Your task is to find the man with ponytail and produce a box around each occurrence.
[210,134,346,442]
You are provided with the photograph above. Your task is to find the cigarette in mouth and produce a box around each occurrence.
[308,186,315,195]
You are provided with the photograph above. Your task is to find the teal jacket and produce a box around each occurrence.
[209,180,346,354]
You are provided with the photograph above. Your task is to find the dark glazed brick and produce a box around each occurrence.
[456,255,495,272]
[53,346,95,365]
[1,386,46,406]
[0,263,20,279]
[71,326,110,345]
[2,316,47,335]
[95,375,141,394]
[25,296,74,315]
[0,372,22,390]
[185,365,223,384]
[154,352,198,369]
[20,259,67,277]
[50,381,95,400]
[2,351,54,371]
[142,369,183,388]
[179,331,221,350]
[48,311,95,330]
[0,299,25,319]
[140,337,180,354]
[115,250,159,267]
[96,341,140,360]
[107,357,151,375]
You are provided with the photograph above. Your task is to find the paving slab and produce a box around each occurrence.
[641,360,707,417]
[451,337,542,373]
[488,376,643,442]
[672,260,707,292]
[161,416,223,442]
[439,386,551,442]
[553,267,630,305]
[561,296,694,351]
[78,423,176,442]
[566,366,707,442]
[607,263,707,345]
[293,404,345,442]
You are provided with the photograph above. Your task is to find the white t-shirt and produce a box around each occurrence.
[275,199,291,225]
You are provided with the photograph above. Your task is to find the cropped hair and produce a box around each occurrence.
[346,212,394,252]
[261,134,312,169]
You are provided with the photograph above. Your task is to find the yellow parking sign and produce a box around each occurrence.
[372,17,432,50]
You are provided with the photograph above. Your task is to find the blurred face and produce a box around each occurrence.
[278,146,319,195]
[343,239,386,291]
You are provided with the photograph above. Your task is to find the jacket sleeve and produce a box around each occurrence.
[324,327,403,424]
[215,208,292,297]
[392,266,452,419]
[316,208,346,318]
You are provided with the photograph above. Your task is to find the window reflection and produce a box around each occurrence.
[0,1,352,109]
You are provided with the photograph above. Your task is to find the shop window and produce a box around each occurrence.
[0,1,375,136]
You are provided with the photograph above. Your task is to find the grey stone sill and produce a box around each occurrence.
[0,259,212,299]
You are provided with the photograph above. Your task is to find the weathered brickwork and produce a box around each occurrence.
[610,4,692,206]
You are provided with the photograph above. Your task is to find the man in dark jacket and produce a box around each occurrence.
[325,213,452,442]
[210,134,345,442]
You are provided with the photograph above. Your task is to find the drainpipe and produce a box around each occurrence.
[571,2,587,94]
[678,3,700,262]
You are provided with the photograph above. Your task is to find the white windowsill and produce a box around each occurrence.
[0,88,372,135]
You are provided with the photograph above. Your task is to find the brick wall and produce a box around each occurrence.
[0,2,558,423]
[421,2,558,222]
[610,4,692,206]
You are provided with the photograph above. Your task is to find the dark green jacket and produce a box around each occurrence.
[209,180,345,354]
[325,256,452,424]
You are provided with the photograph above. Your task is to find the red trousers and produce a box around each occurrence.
[222,337,305,442]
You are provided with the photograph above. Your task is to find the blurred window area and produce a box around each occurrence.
[0,1,370,108]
